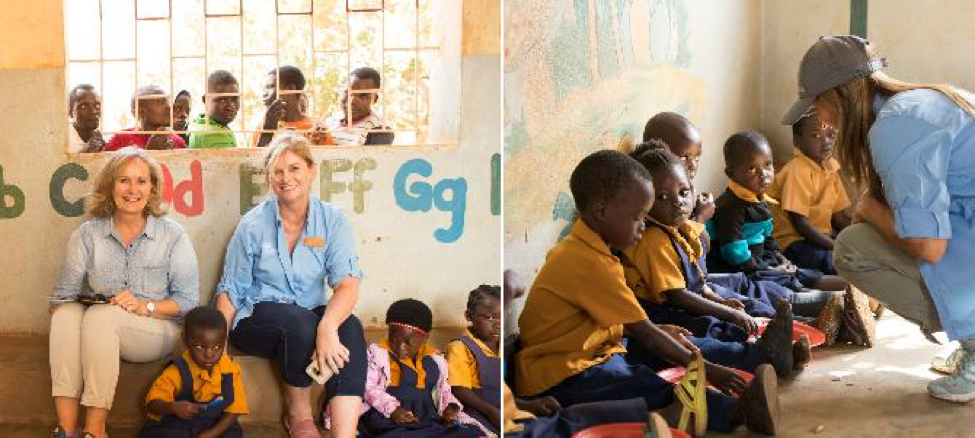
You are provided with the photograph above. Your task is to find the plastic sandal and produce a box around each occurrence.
[647,412,673,438]
[674,352,708,437]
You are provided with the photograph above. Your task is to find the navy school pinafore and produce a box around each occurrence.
[137,357,243,438]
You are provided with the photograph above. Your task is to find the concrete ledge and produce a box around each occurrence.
[0,327,465,427]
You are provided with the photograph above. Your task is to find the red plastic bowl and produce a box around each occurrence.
[571,422,690,438]
[657,366,754,385]
[754,317,826,348]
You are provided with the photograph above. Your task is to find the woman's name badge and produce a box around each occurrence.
[303,236,325,247]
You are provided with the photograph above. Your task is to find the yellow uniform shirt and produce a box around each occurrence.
[515,220,648,397]
[380,340,440,388]
[445,329,499,389]
[623,218,705,303]
[770,150,851,250]
[503,383,536,434]
[144,351,249,420]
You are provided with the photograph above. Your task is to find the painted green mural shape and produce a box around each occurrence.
[239,163,268,215]
[850,0,868,37]
[0,165,25,219]
[50,163,88,217]
[321,159,353,203]
[349,158,377,214]
[553,190,577,242]
[491,153,501,215]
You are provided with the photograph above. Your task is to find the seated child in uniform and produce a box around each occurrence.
[706,130,849,293]
[769,111,851,274]
[358,299,485,438]
[139,307,247,438]
[515,149,781,435]
[643,112,713,223]
[446,285,502,434]
[188,70,240,149]
[503,270,671,438]
[623,143,808,377]
[643,114,794,318]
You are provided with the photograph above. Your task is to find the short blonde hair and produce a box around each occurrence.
[263,133,315,175]
[87,147,166,218]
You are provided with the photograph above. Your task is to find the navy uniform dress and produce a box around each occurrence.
[358,354,482,438]
[457,335,501,434]
[137,357,243,438]
[623,222,768,373]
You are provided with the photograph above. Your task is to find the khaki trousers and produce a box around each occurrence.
[49,303,179,409]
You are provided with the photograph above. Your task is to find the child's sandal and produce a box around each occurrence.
[675,351,708,437]
[647,412,673,438]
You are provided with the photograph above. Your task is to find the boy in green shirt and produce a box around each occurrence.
[188,70,240,149]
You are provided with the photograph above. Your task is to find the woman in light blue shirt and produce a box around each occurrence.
[215,134,366,438]
[783,35,975,403]
[49,147,199,438]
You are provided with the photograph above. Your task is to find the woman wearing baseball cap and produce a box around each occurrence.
[783,35,975,403]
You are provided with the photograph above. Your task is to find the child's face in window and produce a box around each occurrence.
[794,114,836,165]
[649,164,693,227]
[207,83,240,126]
[728,145,775,196]
[591,176,654,252]
[466,296,501,345]
[388,324,428,360]
[263,73,302,109]
[185,328,226,373]
[71,90,101,130]
[343,75,377,122]
[138,94,172,128]
[173,95,191,130]
[669,139,702,181]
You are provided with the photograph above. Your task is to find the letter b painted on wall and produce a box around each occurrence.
[394,159,467,243]
[0,165,25,219]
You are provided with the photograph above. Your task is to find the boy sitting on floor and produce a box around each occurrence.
[515,149,781,435]
[138,307,247,438]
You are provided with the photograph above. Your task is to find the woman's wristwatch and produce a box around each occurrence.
[145,301,155,317]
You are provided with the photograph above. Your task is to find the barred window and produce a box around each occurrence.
[65,0,461,149]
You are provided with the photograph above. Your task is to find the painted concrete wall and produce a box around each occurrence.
[0,0,501,333]
[504,0,762,282]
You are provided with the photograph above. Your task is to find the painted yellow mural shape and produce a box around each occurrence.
[504,0,706,253]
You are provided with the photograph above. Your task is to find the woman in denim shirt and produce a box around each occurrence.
[783,35,975,403]
[215,134,366,438]
[49,147,200,438]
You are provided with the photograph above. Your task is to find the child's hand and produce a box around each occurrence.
[391,407,418,424]
[727,309,759,335]
[146,133,174,150]
[171,400,203,419]
[692,192,715,222]
[441,403,460,426]
[721,298,746,311]
[263,100,287,129]
[522,396,561,416]
[305,124,330,145]
[82,131,105,153]
[705,362,747,395]
[658,324,699,353]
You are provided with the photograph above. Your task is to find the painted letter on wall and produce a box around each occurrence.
[0,165,25,219]
[50,163,88,217]
[394,159,467,244]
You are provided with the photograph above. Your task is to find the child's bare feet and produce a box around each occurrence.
[736,364,780,435]
[757,299,794,377]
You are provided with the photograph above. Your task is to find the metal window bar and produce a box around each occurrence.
[69,0,445,146]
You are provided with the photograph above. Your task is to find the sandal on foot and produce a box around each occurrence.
[675,351,708,437]
[738,364,779,435]
[284,417,323,438]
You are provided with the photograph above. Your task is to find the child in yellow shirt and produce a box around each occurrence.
[446,285,501,434]
[516,150,781,435]
[138,307,248,438]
